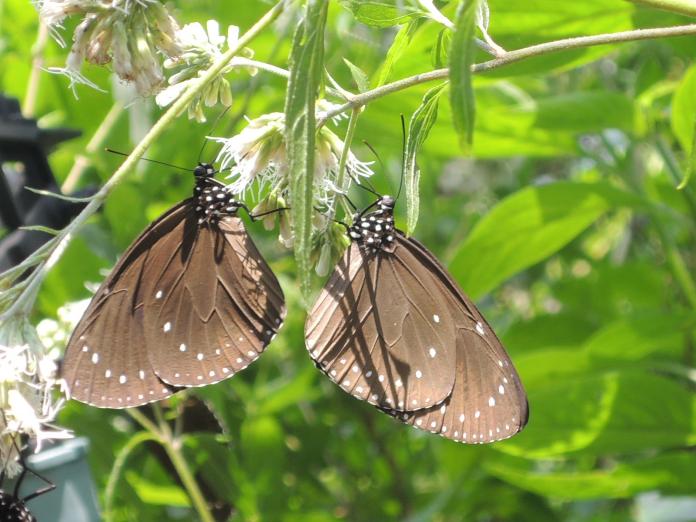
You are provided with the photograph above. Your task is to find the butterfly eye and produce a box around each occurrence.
[194,164,208,177]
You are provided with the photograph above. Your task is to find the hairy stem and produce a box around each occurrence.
[319,23,696,124]
[627,0,696,17]
[0,0,289,321]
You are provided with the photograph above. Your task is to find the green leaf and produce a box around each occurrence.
[343,58,370,93]
[449,0,479,149]
[125,471,190,507]
[339,0,420,27]
[18,225,61,236]
[449,182,640,299]
[677,115,696,190]
[375,20,422,87]
[284,0,328,302]
[24,186,95,202]
[403,82,447,235]
[498,371,696,459]
[671,64,696,153]
[486,452,696,500]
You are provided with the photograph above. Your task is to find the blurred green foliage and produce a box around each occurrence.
[2,0,696,520]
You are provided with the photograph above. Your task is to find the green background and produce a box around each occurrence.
[1,0,696,520]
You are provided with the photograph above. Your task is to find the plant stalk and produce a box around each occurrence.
[627,0,696,17]
[319,23,696,124]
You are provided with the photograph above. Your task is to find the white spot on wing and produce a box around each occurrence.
[433,314,440,323]
[119,374,127,384]
[475,322,485,335]
[163,322,172,333]
[499,384,505,394]
[91,353,99,364]
[488,396,496,407]
[429,347,437,358]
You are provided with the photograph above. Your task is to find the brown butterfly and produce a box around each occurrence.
[62,163,285,408]
[306,195,528,444]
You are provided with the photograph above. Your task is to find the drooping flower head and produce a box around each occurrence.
[36,0,181,95]
[210,105,373,264]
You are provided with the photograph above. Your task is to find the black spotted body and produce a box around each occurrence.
[0,492,36,521]
[348,196,397,253]
[193,163,241,224]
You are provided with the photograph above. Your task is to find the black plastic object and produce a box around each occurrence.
[0,94,83,272]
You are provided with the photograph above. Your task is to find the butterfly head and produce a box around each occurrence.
[194,163,216,178]
[349,195,396,251]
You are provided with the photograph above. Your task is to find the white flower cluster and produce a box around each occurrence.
[211,106,373,252]
[36,0,181,95]
[156,20,254,121]
[0,317,72,477]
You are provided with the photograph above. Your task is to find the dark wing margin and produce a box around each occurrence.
[306,240,458,412]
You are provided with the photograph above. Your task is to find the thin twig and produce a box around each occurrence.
[318,23,696,125]
[627,0,696,17]
[24,21,50,118]
[62,102,124,193]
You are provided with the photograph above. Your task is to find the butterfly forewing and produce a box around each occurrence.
[63,204,188,408]
[63,170,285,408]
[306,241,458,412]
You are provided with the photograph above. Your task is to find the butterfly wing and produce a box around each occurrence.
[306,241,458,412]
[143,214,286,386]
[387,236,529,443]
[62,202,190,408]
[63,201,286,408]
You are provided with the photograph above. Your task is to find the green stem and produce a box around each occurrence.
[104,431,158,522]
[62,102,125,193]
[627,0,696,17]
[334,108,361,218]
[0,0,288,322]
[318,23,696,124]
[153,404,214,522]
[24,21,49,118]
[127,406,215,522]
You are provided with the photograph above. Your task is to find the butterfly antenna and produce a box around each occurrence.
[396,114,406,201]
[359,141,384,197]
[199,106,232,164]
[105,148,191,172]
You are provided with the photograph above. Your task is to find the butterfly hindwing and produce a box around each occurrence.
[144,214,285,387]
